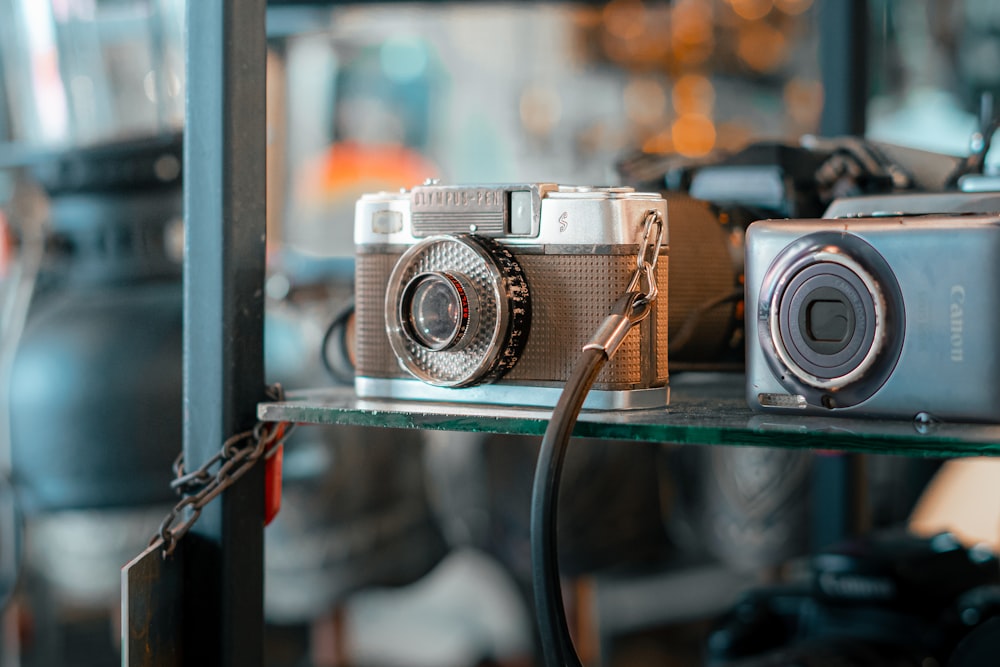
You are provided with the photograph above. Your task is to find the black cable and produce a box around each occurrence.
[530,346,608,667]
[320,298,355,385]
[668,288,743,357]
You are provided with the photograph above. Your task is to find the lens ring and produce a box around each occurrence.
[385,235,530,387]
[770,252,885,390]
[778,263,879,380]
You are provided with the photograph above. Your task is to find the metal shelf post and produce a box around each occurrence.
[183,0,268,665]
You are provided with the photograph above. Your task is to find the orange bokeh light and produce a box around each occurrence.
[672,113,716,156]
[642,129,674,154]
[730,0,774,21]
[672,74,715,115]
[603,0,647,41]
[737,22,788,72]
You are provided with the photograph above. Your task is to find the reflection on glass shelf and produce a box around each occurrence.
[257,374,1000,458]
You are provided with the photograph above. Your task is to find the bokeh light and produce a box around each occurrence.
[729,0,774,22]
[672,74,715,115]
[519,85,563,137]
[783,77,824,130]
[625,77,668,126]
[672,113,717,156]
[737,22,788,72]
[642,129,674,154]
[603,0,647,41]
[671,1,715,65]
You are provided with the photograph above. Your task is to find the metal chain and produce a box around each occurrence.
[153,384,296,557]
[583,209,665,358]
[627,208,664,310]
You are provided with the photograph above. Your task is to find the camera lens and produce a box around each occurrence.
[401,273,470,351]
[758,232,904,408]
[776,261,880,386]
[385,235,530,388]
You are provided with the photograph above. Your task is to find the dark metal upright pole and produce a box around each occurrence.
[183,1,267,665]
[813,0,870,551]
[818,0,869,136]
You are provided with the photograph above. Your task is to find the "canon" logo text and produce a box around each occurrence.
[950,285,965,363]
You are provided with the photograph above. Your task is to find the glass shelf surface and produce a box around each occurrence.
[258,373,1000,458]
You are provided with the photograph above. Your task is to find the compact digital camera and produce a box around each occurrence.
[353,183,669,410]
[745,214,1000,421]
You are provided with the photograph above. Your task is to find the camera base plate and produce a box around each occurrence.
[355,377,669,411]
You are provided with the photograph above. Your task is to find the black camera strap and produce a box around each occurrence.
[530,210,664,667]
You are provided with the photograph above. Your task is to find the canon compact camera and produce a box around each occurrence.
[353,183,669,410]
[745,214,1000,421]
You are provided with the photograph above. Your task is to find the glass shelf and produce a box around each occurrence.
[258,373,1000,458]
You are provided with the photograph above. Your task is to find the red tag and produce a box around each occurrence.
[0,211,11,277]
[264,424,286,526]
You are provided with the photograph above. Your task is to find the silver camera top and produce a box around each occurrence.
[824,192,1000,219]
[355,183,666,247]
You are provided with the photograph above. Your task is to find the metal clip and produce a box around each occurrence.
[636,209,664,272]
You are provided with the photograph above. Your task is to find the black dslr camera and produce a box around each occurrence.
[706,532,1000,667]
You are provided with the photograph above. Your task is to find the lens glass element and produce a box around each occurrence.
[403,273,467,351]
[806,300,850,343]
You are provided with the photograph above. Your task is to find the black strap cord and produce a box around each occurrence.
[528,209,664,667]
[530,347,607,667]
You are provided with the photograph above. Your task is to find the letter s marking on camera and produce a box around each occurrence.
[950,285,965,363]
[558,212,569,232]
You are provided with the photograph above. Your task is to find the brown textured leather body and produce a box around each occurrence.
[356,250,668,390]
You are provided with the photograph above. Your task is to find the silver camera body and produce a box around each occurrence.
[746,214,1000,421]
[354,183,669,410]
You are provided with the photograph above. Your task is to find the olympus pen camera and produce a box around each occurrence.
[354,183,669,409]
[746,215,1000,421]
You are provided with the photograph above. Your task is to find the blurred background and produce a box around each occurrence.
[0,1,999,666]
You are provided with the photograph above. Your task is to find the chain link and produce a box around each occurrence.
[635,209,664,272]
[625,209,665,320]
[153,384,295,558]
[583,209,665,357]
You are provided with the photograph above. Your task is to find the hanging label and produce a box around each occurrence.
[121,538,183,667]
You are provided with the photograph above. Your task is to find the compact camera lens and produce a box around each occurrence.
[758,232,904,408]
[401,273,469,351]
[797,285,857,355]
[776,262,879,385]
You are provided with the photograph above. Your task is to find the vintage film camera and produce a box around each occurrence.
[707,532,1000,667]
[746,180,1000,421]
[353,183,668,409]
